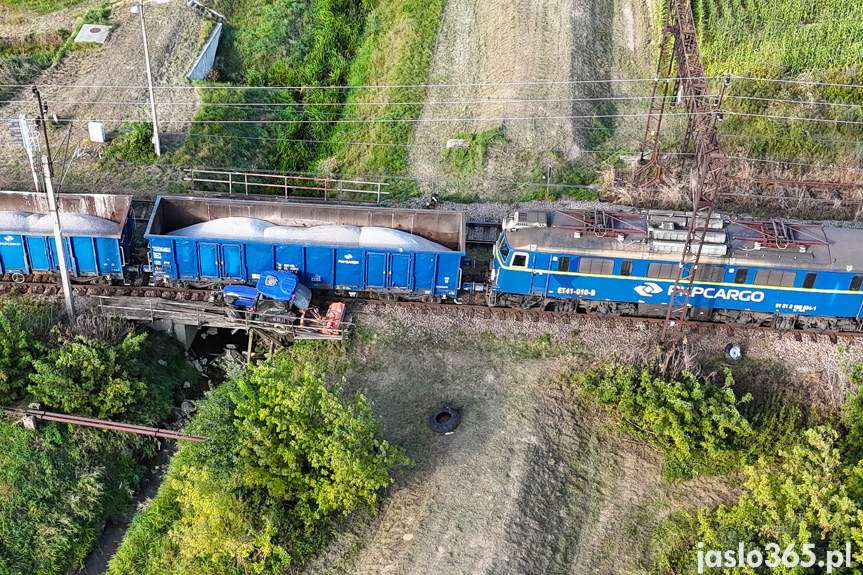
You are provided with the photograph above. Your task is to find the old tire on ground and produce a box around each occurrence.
[725,342,743,363]
[429,403,461,434]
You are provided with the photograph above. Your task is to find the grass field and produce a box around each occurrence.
[0,0,82,14]
[693,0,863,165]
[174,0,370,173]
[316,0,445,182]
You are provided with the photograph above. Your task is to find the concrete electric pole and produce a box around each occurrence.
[32,88,75,320]
[134,2,161,156]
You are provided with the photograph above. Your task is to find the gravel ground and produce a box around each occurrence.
[353,302,863,411]
[0,0,205,177]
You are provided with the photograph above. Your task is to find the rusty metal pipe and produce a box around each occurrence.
[2,407,207,442]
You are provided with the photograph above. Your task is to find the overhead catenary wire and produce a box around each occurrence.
[0,77,725,91]
[0,111,696,124]
[730,75,863,90]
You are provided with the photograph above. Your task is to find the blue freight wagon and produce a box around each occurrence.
[0,191,134,279]
[144,196,466,299]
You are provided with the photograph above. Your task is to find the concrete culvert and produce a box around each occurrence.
[429,402,461,434]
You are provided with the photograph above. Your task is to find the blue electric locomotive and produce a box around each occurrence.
[144,196,466,300]
[488,209,863,331]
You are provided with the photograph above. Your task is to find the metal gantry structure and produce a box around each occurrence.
[634,0,731,344]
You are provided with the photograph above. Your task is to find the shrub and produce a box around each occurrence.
[233,357,410,524]
[102,122,156,163]
[0,300,42,404]
[443,127,507,174]
[0,421,144,575]
[108,343,407,574]
[573,362,753,478]
[27,331,171,424]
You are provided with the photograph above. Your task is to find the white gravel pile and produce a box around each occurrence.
[0,211,120,236]
[168,217,451,252]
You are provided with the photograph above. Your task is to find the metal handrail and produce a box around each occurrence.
[183,168,389,204]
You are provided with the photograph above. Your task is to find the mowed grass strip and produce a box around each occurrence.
[0,0,83,14]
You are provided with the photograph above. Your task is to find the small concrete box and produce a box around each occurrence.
[74,24,111,44]
[87,122,106,143]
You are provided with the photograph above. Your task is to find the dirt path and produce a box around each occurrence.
[296,329,739,574]
[407,0,655,199]
[0,0,205,183]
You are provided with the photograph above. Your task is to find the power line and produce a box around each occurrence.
[730,75,863,90]
[727,111,863,126]
[0,77,724,91]
[728,95,863,110]
[0,112,694,125]
[23,93,724,108]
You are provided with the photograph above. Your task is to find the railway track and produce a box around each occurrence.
[342,296,863,344]
[0,277,212,300]
[3,274,859,344]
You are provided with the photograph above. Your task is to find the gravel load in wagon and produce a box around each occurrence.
[0,211,121,236]
[167,217,452,252]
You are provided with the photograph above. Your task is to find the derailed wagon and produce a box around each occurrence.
[144,196,466,300]
[0,191,134,280]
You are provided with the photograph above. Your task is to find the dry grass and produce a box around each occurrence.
[293,324,742,574]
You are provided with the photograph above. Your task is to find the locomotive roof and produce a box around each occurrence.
[502,210,863,274]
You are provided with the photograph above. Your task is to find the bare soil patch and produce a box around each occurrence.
[407,0,657,200]
[296,324,742,574]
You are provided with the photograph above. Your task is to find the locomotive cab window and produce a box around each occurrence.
[497,237,510,261]
[851,275,863,291]
[620,260,633,276]
[753,269,796,287]
[693,265,725,283]
[510,253,529,268]
[734,268,749,284]
[557,256,571,272]
[647,262,678,279]
[578,257,614,275]
[802,273,817,289]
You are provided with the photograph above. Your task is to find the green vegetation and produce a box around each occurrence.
[0,0,83,14]
[103,122,156,164]
[0,299,45,404]
[0,421,149,575]
[319,0,447,179]
[175,0,369,172]
[174,0,446,196]
[0,298,191,575]
[108,343,408,575]
[521,159,600,202]
[642,353,863,573]
[0,4,111,102]
[443,127,507,174]
[29,331,176,424]
[574,362,753,479]
[691,0,863,164]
